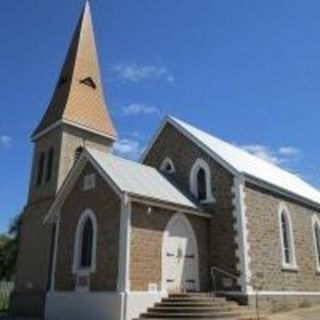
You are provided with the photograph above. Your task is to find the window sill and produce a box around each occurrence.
[282,265,299,272]
[200,196,216,204]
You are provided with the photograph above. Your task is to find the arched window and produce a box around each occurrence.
[278,204,297,269]
[73,209,97,273]
[80,218,93,268]
[46,147,54,182]
[190,159,214,203]
[160,157,175,174]
[197,168,207,201]
[36,152,45,186]
[74,146,84,162]
[312,216,320,271]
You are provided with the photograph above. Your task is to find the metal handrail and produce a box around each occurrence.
[210,266,262,320]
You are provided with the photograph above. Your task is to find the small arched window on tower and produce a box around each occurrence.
[74,146,84,162]
[190,159,215,203]
[36,152,45,187]
[278,204,297,269]
[46,147,54,182]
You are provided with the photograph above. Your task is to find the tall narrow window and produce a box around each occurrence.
[73,209,97,274]
[80,218,93,268]
[46,147,54,182]
[312,216,320,271]
[36,152,45,186]
[281,212,290,264]
[190,159,214,203]
[278,204,297,269]
[197,168,207,201]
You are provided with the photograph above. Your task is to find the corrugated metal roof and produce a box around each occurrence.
[86,148,199,210]
[169,116,320,205]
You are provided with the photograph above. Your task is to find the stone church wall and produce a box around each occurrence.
[245,183,320,311]
[130,203,209,291]
[55,162,121,291]
[143,123,240,291]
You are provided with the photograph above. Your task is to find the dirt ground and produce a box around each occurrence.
[268,305,320,320]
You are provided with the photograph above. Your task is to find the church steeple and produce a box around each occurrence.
[32,1,116,141]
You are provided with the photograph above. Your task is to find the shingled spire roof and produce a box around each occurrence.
[32,1,117,140]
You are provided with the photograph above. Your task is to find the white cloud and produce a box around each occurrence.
[114,63,174,83]
[122,103,160,116]
[240,144,301,166]
[0,135,12,147]
[113,138,144,160]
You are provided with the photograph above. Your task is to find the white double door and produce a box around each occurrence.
[163,215,199,292]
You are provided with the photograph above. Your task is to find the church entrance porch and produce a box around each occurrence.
[162,213,200,293]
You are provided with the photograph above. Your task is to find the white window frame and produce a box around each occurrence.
[278,203,298,271]
[160,157,176,174]
[72,208,98,275]
[312,215,320,273]
[83,173,96,191]
[190,158,215,203]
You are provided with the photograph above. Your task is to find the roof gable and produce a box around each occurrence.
[142,116,320,207]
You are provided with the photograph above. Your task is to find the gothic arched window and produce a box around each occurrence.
[73,209,97,273]
[196,167,207,201]
[278,204,297,269]
[46,147,54,182]
[190,159,214,203]
[80,218,94,268]
[312,216,320,271]
[36,152,45,186]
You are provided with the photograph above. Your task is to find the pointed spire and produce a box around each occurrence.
[32,1,117,140]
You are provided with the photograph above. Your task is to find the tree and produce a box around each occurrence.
[0,213,22,281]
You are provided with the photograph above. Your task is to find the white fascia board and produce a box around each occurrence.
[31,119,116,142]
[128,194,210,218]
[244,173,320,211]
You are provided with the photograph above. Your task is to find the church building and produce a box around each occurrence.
[11,2,320,320]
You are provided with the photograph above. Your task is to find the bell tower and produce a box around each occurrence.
[11,1,116,316]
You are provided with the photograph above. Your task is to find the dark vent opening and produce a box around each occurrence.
[80,77,97,89]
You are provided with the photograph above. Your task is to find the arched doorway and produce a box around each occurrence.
[162,213,200,292]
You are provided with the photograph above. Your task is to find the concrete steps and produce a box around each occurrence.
[136,293,267,320]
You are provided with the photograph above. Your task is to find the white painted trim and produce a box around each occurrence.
[278,203,298,270]
[160,157,176,173]
[232,175,252,293]
[117,194,131,293]
[50,214,60,292]
[141,116,320,210]
[161,212,200,292]
[72,208,98,275]
[244,173,320,211]
[311,215,320,272]
[31,119,116,142]
[190,158,215,203]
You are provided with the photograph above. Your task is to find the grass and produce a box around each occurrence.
[0,294,10,312]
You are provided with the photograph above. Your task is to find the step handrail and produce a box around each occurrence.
[210,265,262,320]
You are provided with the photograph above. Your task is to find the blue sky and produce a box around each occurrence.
[1,0,320,233]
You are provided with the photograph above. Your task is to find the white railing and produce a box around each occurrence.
[0,281,14,311]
